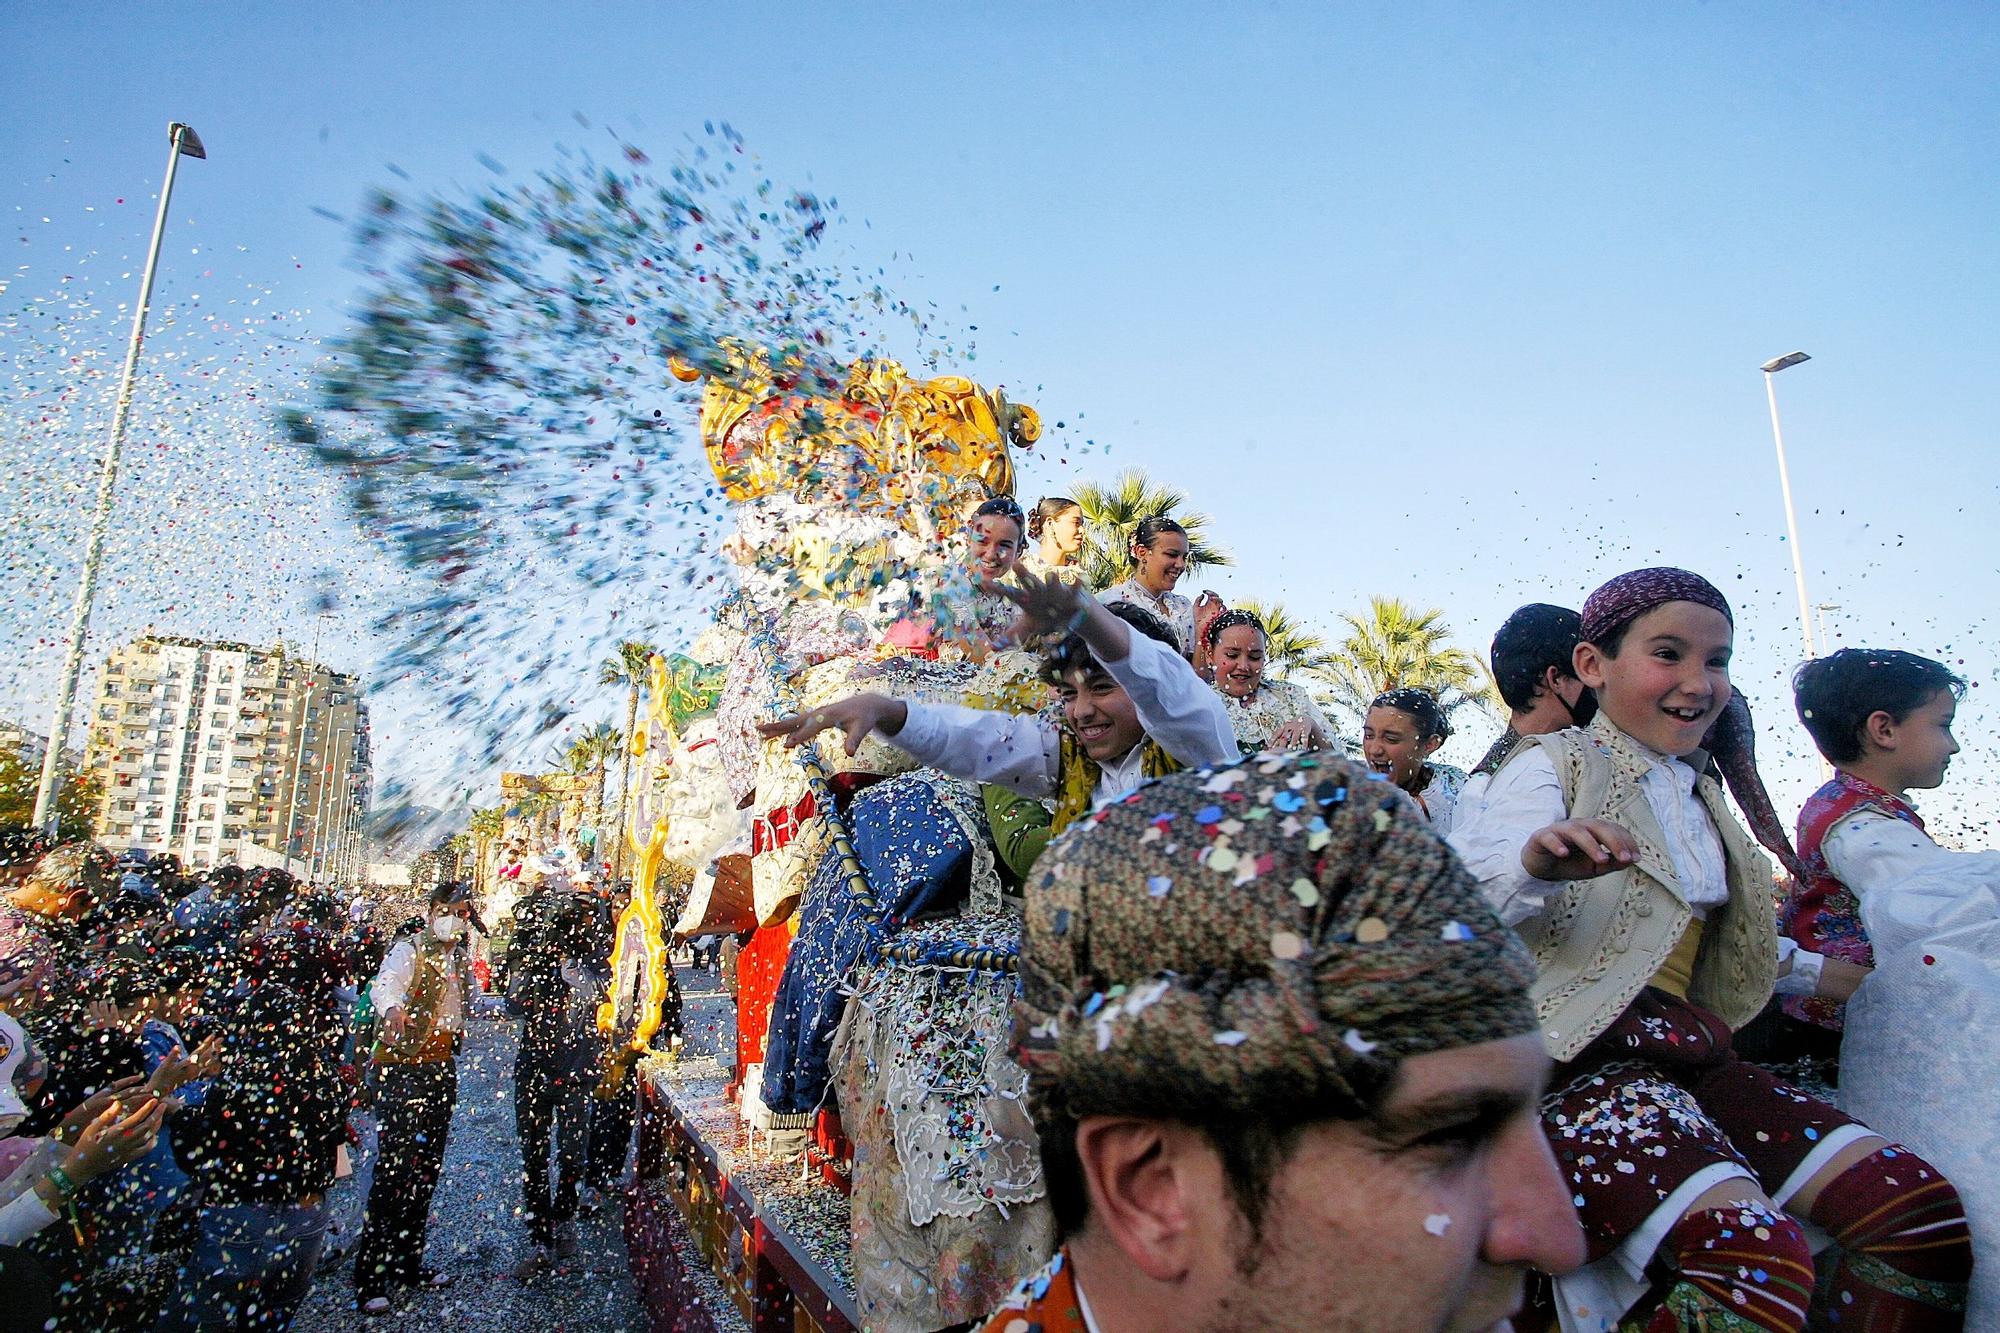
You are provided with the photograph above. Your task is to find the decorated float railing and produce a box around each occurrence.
[605,352,1053,1332]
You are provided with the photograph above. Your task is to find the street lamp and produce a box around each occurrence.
[32,123,207,834]
[1761,351,1818,663]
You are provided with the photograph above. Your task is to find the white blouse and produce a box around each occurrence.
[1097,577,1196,657]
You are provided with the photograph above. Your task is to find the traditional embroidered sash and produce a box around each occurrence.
[1051,731,1182,835]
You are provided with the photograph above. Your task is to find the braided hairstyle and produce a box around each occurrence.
[1202,607,1265,652]
[971,494,1026,538]
[1128,515,1188,575]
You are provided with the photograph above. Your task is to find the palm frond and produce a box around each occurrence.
[1073,468,1231,587]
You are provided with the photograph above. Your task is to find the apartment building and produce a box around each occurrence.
[84,634,372,877]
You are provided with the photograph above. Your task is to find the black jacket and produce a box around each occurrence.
[503,890,608,1071]
[178,983,347,1206]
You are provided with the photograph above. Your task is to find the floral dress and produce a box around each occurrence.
[1097,576,1194,656]
[1214,678,1339,755]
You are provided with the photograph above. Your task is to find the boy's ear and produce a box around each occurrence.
[1861,709,1900,753]
[1573,641,1610,691]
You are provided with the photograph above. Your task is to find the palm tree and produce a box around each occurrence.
[1321,597,1489,727]
[467,805,506,896]
[512,786,559,844]
[598,641,657,875]
[555,722,624,845]
[1072,470,1231,589]
[1227,598,1332,679]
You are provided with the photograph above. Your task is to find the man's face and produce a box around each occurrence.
[1057,667,1145,762]
[1190,1034,1584,1333]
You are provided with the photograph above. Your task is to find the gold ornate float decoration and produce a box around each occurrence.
[674,342,1039,510]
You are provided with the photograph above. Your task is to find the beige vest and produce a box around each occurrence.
[377,937,466,1065]
[1508,718,1777,1062]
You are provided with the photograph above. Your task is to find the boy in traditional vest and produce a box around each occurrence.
[1449,568,1970,1333]
[1784,649,1967,1033]
[353,881,476,1315]
[759,569,1241,869]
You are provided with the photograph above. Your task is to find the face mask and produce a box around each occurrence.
[1561,684,1599,728]
[431,916,466,942]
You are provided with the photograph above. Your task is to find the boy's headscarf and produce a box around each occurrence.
[1581,567,1732,645]
[1014,754,1538,1126]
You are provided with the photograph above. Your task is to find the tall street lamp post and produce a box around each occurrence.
[1761,351,1818,663]
[33,123,207,833]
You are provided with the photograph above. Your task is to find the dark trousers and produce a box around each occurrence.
[515,1049,589,1246]
[353,1056,457,1297]
[585,1081,636,1189]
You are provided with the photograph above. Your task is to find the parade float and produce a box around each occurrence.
[601,348,1058,1333]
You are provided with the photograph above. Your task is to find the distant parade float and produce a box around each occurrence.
[606,348,1055,1332]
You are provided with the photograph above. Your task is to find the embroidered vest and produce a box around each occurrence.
[378,937,466,1064]
[1780,773,1925,1029]
[1051,731,1183,835]
[1506,717,1777,1062]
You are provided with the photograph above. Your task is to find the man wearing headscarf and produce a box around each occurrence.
[1450,568,1970,1333]
[973,752,1585,1332]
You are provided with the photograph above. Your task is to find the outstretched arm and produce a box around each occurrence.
[758,693,1059,797]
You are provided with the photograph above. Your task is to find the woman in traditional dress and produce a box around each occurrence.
[1362,687,1467,834]
[1202,609,1337,754]
[1017,496,1084,581]
[1097,516,1202,660]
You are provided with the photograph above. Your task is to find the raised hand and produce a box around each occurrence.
[191,1033,225,1079]
[55,1076,146,1145]
[64,1096,167,1182]
[1521,819,1639,881]
[145,1046,197,1098]
[992,568,1090,642]
[755,693,909,756]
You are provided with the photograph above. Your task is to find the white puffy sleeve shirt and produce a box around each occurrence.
[1449,744,1817,992]
[889,629,1240,812]
[1824,809,2000,960]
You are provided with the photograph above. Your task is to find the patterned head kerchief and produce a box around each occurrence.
[1014,753,1538,1126]
[1580,567,1733,646]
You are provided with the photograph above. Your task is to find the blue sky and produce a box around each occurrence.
[6,3,1997,835]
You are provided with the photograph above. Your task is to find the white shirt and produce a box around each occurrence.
[370,937,468,1034]
[890,629,1240,812]
[0,1189,57,1247]
[1449,745,1728,928]
[1825,809,2000,960]
[1449,741,1816,992]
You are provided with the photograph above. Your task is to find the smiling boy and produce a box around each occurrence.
[759,571,1241,835]
[1449,569,1970,1333]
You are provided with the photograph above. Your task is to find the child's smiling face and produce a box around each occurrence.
[1057,667,1145,762]
[1576,601,1733,757]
